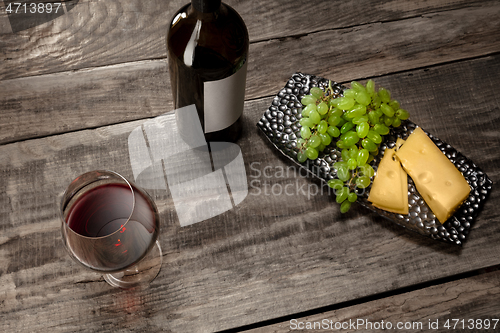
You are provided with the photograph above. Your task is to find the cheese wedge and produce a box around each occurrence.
[395,127,470,223]
[368,148,409,215]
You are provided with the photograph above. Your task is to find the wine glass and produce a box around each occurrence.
[60,170,162,289]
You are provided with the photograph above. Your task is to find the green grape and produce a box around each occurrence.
[366,79,375,95]
[341,112,351,122]
[355,175,371,188]
[336,140,347,149]
[380,103,395,117]
[338,131,348,142]
[396,108,410,120]
[300,126,311,139]
[336,165,350,182]
[370,148,379,157]
[319,133,332,145]
[368,111,380,125]
[372,94,382,109]
[349,145,359,159]
[309,110,321,124]
[352,115,368,125]
[345,104,366,118]
[347,158,357,170]
[317,101,328,115]
[308,134,321,148]
[366,130,382,144]
[343,131,359,147]
[327,126,341,138]
[335,96,356,110]
[362,138,378,151]
[328,178,343,190]
[344,110,356,119]
[374,107,384,117]
[367,154,375,164]
[318,133,332,147]
[330,107,343,118]
[310,87,324,99]
[373,123,390,135]
[303,103,317,116]
[351,81,366,92]
[357,148,369,165]
[300,117,314,128]
[348,192,358,203]
[383,115,393,127]
[378,88,391,103]
[341,148,350,161]
[359,164,375,177]
[355,91,371,106]
[337,118,346,127]
[297,150,307,163]
[301,95,317,106]
[297,138,305,146]
[356,122,370,138]
[392,117,402,127]
[340,121,354,134]
[305,146,318,160]
[318,143,326,152]
[343,89,357,99]
[389,100,400,111]
[336,186,349,203]
[340,200,352,213]
[328,114,341,127]
[333,161,347,170]
[317,120,328,134]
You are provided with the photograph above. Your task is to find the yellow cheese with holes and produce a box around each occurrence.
[395,127,470,223]
[368,148,408,214]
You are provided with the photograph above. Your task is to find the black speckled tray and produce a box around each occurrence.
[257,73,492,246]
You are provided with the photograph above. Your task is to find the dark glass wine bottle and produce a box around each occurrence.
[167,0,249,143]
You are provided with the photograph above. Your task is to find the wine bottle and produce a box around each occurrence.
[166,0,249,143]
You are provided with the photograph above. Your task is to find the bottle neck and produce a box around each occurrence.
[191,0,221,13]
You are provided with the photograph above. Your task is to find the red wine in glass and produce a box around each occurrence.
[60,170,162,288]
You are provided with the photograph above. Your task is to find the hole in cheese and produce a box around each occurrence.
[417,171,433,184]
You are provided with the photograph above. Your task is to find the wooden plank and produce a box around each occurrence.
[2,3,500,144]
[0,60,172,144]
[0,0,492,80]
[0,1,12,34]
[245,3,500,104]
[1,56,499,332]
[245,269,500,333]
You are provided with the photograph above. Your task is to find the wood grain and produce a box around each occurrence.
[0,0,492,80]
[0,56,499,332]
[246,269,500,333]
[2,3,500,144]
[0,60,171,144]
[2,0,500,332]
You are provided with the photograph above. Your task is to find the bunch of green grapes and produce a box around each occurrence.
[297,80,410,213]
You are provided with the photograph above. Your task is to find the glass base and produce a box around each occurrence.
[104,240,162,289]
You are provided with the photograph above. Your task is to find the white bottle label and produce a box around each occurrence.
[203,61,247,133]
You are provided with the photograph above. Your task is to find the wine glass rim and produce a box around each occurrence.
[60,169,136,240]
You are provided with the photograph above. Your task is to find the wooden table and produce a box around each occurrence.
[1,0,500,332]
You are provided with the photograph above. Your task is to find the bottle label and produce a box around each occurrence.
[203,61,247,133]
